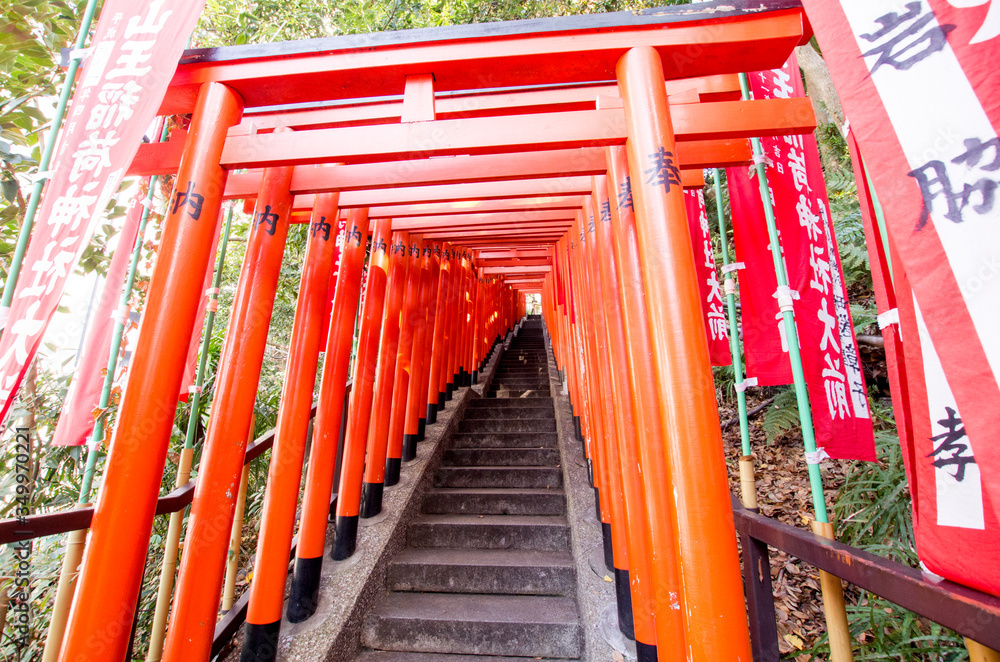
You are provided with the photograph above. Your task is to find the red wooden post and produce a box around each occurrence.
[242,192,341,662]
[332,217,393,560]
[164,159,295,662]
[618,46,752,661]
[58,82,243,662]
[287,208,370,622]
[386,237,424,483]
[361,230,409,517]
[580,196,634,638]
[605,144,689,659]
[425,243,452,424]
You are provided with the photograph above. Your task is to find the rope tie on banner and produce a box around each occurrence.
[734,377,758,393]
[877,308,899,329]
[721,262,745,275]
[30,170,54,184]
[748,153,773,178]
[139,197,153,209]
[0,306,8,331]
[841,118,851,139]
[724,279,737,296]
[773,285,800,312]
[804,447,830,465]
[188,385,202,395]
[111,304,130,325]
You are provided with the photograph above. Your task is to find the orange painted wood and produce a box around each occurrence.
[246,192,341,627]
[58,83,243,662]
[217,100,813,169]
[618,45,751,661]
[164,160,294,662]
[159,10,804,114]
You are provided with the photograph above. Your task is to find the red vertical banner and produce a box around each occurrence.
[800,0,1000,538]
[0,0,209,423]
[684,188,730,366]
[728,55,875,461]
[51,193,144,446]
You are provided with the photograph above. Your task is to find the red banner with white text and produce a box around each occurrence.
[0,0,207,424]
[801,0,1000,591]
[51,192,144,446]
[685,189,730,366]
[728,55,875,462]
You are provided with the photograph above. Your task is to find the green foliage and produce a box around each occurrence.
[761,387,800,443]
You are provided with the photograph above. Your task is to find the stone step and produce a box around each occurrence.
[443,447,560,467]
[449,432,558,448]
[356,652,577,662]
[362,593,583,658]
[487,389,551,398]
[459,407,554,420]
[458,417,556,434]
[467,398,553,409]
[489,381,550,389]
[422,488,566,516]
[388,548,575,596]
[434,466,562,489]
[407,514,570,551]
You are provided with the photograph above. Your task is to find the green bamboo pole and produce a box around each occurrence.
[739,73,828,523]
[861,160,894,283]
[77,122,172,503]
[0,0,103,312]
[181,204,235,453]
[740,72,854,662]
[712,169,752,457]
[712,169,759,511]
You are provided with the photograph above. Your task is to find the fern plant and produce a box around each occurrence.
[762,387,800,443]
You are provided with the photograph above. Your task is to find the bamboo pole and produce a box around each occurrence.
[739,71,853,662]
[966,639,1000,662]
[221,461,252,614]
[712,168,758,511]
[0,0,102,314]
[145,207,234,662]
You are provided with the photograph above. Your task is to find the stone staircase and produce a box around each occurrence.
[359,320,583,661]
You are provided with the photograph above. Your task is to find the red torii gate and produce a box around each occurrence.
[55,3,816,662]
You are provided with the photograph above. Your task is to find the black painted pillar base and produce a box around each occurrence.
[472,370,478,385]
[436,392,446,411]
[331,515,359,561]
[615,567,635,640]
[601,522,614,572]
[384,457,401,486]
[359,482,384,518]
[587,458,594,489]
[286,556,322,623]
[446,381,455,400]
[426,404,437,425]
[402,434,418,462]
[594,488,602,522]
[574,416,583,443]
[636,642,658,662]
[240,621,281,662]
[417,417,426,441]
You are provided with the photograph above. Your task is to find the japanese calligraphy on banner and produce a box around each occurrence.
[801,0,1000,591]
[728,55,875,462]
[51,193,144,446]
[895,267,1000,596]
[0,0,207,424]
[684,189,730,366]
